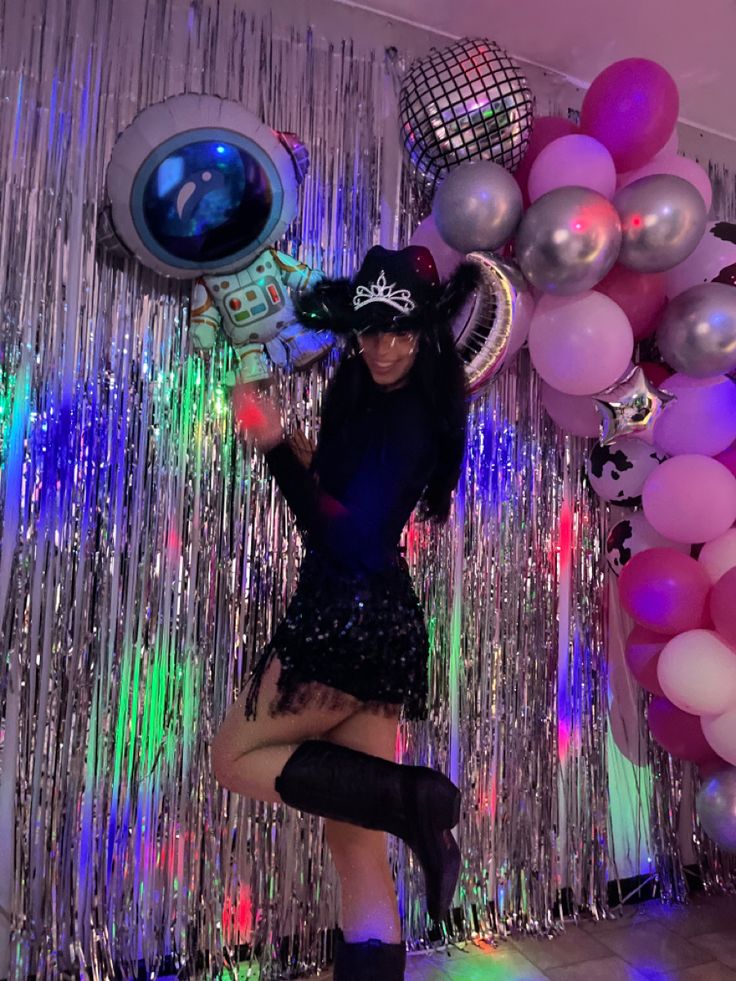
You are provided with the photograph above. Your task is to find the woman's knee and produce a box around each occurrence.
[211,727,238,788]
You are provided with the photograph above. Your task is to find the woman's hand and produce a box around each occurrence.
[288,429,316,470]
[232,383,284,452]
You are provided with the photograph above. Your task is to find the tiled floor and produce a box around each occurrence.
[320,892,736,980]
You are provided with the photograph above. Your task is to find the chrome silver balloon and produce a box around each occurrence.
[399,37,534,189]
[515,186,622,295]
[433,161,523,253]
[657,282,736,377]
[615,174,707,274]
[452,252,527,395]
[696,767,736,854]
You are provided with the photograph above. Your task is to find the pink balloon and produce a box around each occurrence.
[514,116,579,206]
[655,128,680,159]
[540,382,601,437]
[658,629,736,716]
[698,529,736,584]
[665,221,736,299]
[618,547,711,634]
[653,375,736,458]
[648,697,723,764]
[594,265,667,340]
[710,567,736,648]
[528,135,617,202]
[625,625,666,695]
[528,292,634,396]
[702,706,736,766]
[642,455,736,544]
[715,442,736,478]
[409,214,463,280]
[618,154,713,211]
[581,59,679,172]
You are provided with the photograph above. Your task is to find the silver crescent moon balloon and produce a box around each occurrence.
[452,253,527,395]
[515,186,622,295]
[696,766,736,854]
[657,282,736,377]
[615,174,707,274]
[433,160,523,253]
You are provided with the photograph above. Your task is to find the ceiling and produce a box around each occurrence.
[333,0,736,139]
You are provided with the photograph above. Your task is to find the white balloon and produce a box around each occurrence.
[658,630,736,716]
[702,706,736,766]
[699,528,736,584]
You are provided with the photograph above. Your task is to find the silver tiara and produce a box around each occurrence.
[352,270,416,314]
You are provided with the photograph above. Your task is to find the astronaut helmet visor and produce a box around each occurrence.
[139,141,273,263]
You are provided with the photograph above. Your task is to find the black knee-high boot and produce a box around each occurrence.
[333,936,406,981]
[274,740,461,922]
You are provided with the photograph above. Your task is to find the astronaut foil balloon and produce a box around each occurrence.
[103,94,333,384]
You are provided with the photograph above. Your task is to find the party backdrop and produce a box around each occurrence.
[0,1,734,979]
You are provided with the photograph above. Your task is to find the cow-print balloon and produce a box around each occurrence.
[606,511,690,575]
[587,437,667,506]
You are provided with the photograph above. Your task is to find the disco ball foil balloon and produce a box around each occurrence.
[452,252,527,395]
[399,37,535,188]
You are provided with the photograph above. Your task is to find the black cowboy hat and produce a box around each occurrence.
[293,244,479,336]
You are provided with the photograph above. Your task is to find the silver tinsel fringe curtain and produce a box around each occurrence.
[0,2,733,979]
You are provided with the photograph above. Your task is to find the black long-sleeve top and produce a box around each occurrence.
[264,377,437,573]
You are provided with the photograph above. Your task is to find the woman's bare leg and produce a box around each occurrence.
[211,659,403,943]
[211,658,357,800]
[321,709,402,944]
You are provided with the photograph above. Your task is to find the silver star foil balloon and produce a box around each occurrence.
[594,365,676,444]
[399,37,535,188]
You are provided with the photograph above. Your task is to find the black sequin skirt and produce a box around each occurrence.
[242,546,429,721]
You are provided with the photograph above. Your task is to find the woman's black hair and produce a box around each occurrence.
[295,258,477,523]
[314,330,468,524]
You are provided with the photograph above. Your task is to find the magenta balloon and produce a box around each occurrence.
[581,59,679,172]
[648,696,722,764]
[540,382,601,437]
[618,547,711,634]
[618,154,713,211]
[409,214,464,280]
[528,134,616,202]
[653,375,736,458]
[514,116,579,205]
[528,292,633,396]
[710,567,736,649]
[594,265,666,340]
[625,625,667,694]
[642,455,736,543]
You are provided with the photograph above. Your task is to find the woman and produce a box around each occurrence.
[212,244,477,980]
